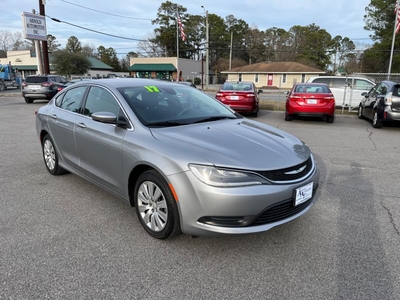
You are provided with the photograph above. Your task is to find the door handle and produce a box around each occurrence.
[50,114,57,119]
[76,122,87,128]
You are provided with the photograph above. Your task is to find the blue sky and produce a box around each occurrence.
[3,0,374,56]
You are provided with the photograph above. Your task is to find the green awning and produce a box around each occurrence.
[128,63,176,72]
[14,65,56,71]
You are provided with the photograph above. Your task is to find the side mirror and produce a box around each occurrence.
[257,89,263,94]
[92,112,128,128]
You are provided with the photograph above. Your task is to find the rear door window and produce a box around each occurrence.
[353,79,374,91]
[59,86,87,113]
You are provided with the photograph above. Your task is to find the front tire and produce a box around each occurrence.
[24,97,33,104]
[42,134,67,175]
[358,105,364,119]
[134,170,181,239]
[372,111,382,128]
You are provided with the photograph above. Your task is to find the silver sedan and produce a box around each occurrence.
[35,78,319,239]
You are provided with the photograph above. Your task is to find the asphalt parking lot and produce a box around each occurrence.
[1,96,399,300]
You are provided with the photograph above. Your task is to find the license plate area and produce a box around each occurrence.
[29,85,41,90]
[307,99,317,104]
[294,182,313,206]
[230,95,239,100]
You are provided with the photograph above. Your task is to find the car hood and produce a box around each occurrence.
[150,119,310,170]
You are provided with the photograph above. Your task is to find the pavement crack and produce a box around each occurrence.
[380,200,400,237]
[366,128,377,150]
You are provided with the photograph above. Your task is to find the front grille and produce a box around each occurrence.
[252,184,318,226]
[197,184,318,228]
[255,157,313,182]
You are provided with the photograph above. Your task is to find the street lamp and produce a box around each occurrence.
[201,6,209,89]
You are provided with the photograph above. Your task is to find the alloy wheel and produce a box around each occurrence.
[43,139,56,171]
[137,181,168,232]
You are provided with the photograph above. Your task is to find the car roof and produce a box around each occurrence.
[62,78,192,89]
[224,81,253,84]
[308,76,375,83]
[296,83,329,86]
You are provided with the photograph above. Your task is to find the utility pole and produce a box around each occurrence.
[201,6,209,89]
[39,0,50,74]
[229,31,233,69]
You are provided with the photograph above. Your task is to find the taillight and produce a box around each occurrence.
[41,82,53,87]
[246,93,255,97]
[22,82,27,87]
[289,96,301,101]
[215,92,223,97]
[323,94,335,101]
[385,92,393,105]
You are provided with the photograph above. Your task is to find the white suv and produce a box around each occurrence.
[307,76,375,107]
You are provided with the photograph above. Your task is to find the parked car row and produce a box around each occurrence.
[283,80,400,128]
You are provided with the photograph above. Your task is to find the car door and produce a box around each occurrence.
[47,86,87,169]
[73,86,128,195]
[363,83,388,118]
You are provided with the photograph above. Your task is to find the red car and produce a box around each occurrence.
[215,81,263,117]
[285,83,335,123]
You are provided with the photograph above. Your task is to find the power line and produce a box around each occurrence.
[60,0,152,21]
[46,15,147,42]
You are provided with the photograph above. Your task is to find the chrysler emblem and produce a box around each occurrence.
[284,165,306,175]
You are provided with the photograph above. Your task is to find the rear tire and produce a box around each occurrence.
[24,97,33,104]
[0,81,6,91]
[285,113,293,121]
[42,134,67,175]
[326,115,334,123]
[134,170,181,239]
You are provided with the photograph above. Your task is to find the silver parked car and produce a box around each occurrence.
[35,78,319,239]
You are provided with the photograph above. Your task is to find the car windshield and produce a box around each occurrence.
[117,84,240,127]
[221,82,253,91]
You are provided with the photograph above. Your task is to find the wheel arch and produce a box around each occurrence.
[39,130,50,145]
[128,164,155,207]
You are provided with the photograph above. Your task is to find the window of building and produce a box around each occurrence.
[301,74,306,83]
[282,74,287,84]
[255,74,259,83]
[239,74,242,82]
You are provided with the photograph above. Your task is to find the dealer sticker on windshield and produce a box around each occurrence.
[294,182,313,206]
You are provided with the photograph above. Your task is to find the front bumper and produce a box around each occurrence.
[168,163,320,237]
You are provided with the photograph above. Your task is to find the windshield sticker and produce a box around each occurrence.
[144,86,160,93]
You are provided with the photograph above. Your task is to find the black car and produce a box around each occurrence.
[22,75,68,103]
[358,80,400,128]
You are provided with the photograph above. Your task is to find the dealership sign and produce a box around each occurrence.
[22,12,47,41]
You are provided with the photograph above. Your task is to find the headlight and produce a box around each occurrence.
[189,164,267,187]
